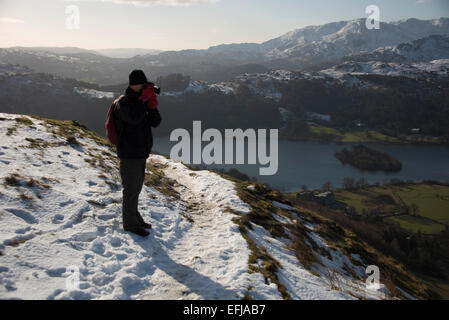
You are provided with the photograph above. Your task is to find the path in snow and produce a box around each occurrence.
[141,156,253,300]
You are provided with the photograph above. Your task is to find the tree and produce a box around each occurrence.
[322,181,333,192]
[357,177,368,188]
[343,177,355,190]
[411,203,419,217]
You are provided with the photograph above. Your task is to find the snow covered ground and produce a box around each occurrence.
[73,87,115,100]
[0,113,399,300]
[321,59,449,80]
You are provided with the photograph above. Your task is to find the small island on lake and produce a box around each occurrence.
[334,144,403,172]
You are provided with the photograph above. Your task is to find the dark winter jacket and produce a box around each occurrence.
[113,86,162,159]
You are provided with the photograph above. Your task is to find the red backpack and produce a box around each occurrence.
[105,95,124,145]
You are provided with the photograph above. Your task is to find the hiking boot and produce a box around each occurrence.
[136,211,152,230]
[125,227,150,237]
[142,222,152,229]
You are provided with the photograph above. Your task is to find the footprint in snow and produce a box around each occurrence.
[59,200,74,207]
[63,163,78,170]
[5,208,38,224]
[97,214,116,221]
[52,214,64,224]
[109,237,123,248]
[15,226,31,234]
[0,266,10,273]
[45,267,67,277]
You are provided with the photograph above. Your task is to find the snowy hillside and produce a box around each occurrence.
[347,35,449,64]
[320,59,449,80]
[0,63,114,102]
[0,113,430,300]
[207,17,449,65]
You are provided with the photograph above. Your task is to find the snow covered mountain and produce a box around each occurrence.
[346,34,449,64]
[320,59,449,81]
[261,18,449,64]
[179,17,449,67]
[1,17,448,83]
[94,48,163,59]
[0,113,431,300]
[217,33,449,97]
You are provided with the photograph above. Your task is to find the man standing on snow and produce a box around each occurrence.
[114,69,162,237]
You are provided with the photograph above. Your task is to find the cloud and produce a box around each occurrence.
[74,0,220,6]
[0,17,25,24]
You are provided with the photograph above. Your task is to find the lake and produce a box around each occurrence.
[153,136,449,193]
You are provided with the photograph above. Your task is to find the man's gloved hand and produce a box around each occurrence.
[139,84,155,102]
[139,84,159,110]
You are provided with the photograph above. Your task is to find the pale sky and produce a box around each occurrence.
[0,0,448,51]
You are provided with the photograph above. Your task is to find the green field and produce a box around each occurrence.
[308,125,443,144]
[335,183,449,234]
[385,215,446,234]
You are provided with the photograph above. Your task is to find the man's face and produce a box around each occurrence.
[130,84,145,92]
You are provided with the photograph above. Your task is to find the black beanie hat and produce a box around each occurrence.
[129,69,148,85]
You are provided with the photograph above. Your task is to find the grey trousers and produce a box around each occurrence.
[119,158,147,229]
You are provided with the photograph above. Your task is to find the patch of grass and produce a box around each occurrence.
[40,177,57,186]
[29,115,110,149]
[241,293,255,300]
[23,137,55,149]
[5,117,34,136]
[3,174,51,200]
[5,235,34,247]
[308,125,442,145]
[84,150,119,178]
[3,174,21,187]
[26,179,36,188]
[420,274,449,300]
[386,215,446,234]
[66,136,79,146]
[15,117,33,126]
[230,181,329,299]
[145,161,180,200]
[394,184,449,225]
[335,182,449,234]
[19,192,33,202]
[87,200,106,208]
[235,221,290,300]
[6,126,17,136]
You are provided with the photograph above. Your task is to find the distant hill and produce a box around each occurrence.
[346,34,449,63]
[6,46,98,55]
[1,17,448,84]
[94,48,163,59]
